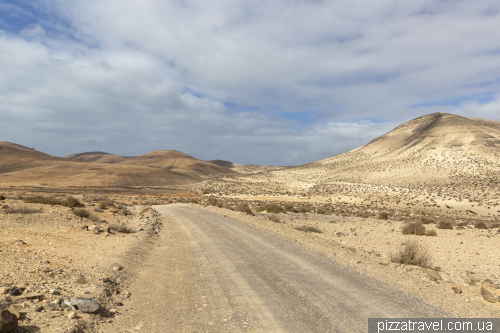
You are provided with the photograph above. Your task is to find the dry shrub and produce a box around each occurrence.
[490,222,500,229]
[284,203,296,212]
[238,202,254,215]
[437,220,454,229]
[402,222,426,235]
[141,207,151,214]
[61,196,84,208]
[99,199,114,209]
[204,197,218,207]
[73,209,90,218]
[474,221,489,230]
[94,207,104,213]
[378,212,389,220]
[23,196,61,205]
[457,221,469,227]
[420,217,435,224]
[297,206,310,213]
[257,204,285,214]
[268,214,282,223]
[425,229,437,236]
[4,207,41,214]
[109,223,133,233]
[295,225,322,233]
[74,275,87,284]
[316,208,327,215]
[390,238,432,268]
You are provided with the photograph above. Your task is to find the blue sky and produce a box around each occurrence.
[1,0,500,165]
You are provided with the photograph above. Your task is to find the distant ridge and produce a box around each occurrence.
[66,151,133,164]
[208,160,235,168]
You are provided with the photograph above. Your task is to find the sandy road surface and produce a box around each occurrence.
[103,205,449,332]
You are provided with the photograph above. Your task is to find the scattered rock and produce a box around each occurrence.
[0,195,5,201]
[7,305,20,320]
[452,286,462,294]
[112,265,123,271]
[8,288,20,296]
[420,268,443,282]
[70,297,100,313]
[67,311,77,319]
[23,293,44,300]
[44,303,61,311]
[61,300,76,311]
[481,280,499,303]
[1,205,9,209]
[14,240,26,245]
[0,287,9,295]
[115,302,123,306]
[0,309,18,333]
[35,306,44,312]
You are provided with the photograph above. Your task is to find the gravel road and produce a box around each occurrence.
[103,205,449,332]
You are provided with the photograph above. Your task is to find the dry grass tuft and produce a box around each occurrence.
[295,225,322,233]
[437,220,454,229]
[390,238,432,268]
[4,207,42,214]
[378,212,389,220]
[402,222,426,235]
[238,202,254,215]
[109,223,133,233]
[61,196,84,208]
[267,214,282,223]
[474,221,489,229]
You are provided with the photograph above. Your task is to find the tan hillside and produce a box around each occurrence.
[204,113,500,217]
[119,150,235,177]
[0,143,210,186]
[208,159,285,174]
[65,151,133,164]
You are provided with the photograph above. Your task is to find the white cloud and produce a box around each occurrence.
[1,1,500,165]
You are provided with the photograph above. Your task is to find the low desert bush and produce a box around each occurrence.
[4,207,41,214]
[490,222,500,229]
[295,225,322,233]
[94,207,104,213]
[296,206,310,214]
[425,229,437,236]
[378,212,389,220]
[284,203,296,212]
[109,223,133,233]
[73,208,90,218]
[23,196,61,205]
[141,207,151,214]
[457,221,469,227]
[61,196,84,208]
[420,217,435,224]
[99,199,114,209]
[268,214,282,223]
[390,238,432,268]
[238,202,254,215]
[402,222,426,235]
[257,204,285,214]
[437,220,454,229]
[474,221,489,230]
[316,208,327,215]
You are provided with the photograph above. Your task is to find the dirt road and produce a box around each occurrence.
[103,205,449,332]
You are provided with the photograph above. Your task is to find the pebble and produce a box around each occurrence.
[67,311,77,319]
[69,297,101,313]
[112,265,123,271]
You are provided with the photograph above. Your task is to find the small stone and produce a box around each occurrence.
[0,287,10,295]
[112,265,123,271]
[452,286,462,294]
[481,280,498,303]
[7,305,20,320]
[24,293,44,300]
[0,309,18,333]
[8,288,20,296]
[61,300,76,311]
[0,195,5,200]
[70,297,100,313]
[14,240,26,245]
[68,311,77,319]
[35,306,44,312]
[420,268,443,282]
[115,302,123,306]
[44,303,61,311]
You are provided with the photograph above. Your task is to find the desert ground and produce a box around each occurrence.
[2,112,500,332]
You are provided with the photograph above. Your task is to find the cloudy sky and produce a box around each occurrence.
[1,0,500,165]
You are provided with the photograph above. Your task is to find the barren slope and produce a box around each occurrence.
[65,151,132,164]
[204,113,500,215]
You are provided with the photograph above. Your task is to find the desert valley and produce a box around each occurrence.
[2,112,500,332]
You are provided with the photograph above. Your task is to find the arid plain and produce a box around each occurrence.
[2,112,500,332]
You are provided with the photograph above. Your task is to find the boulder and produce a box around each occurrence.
[70,297,100,313]
[0,310,18,333]
[481,280,499,303]
[61,300,76,311]
[6,306,19,320]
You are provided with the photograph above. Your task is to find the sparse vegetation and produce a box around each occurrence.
[61,196,84,208]
[4,207,42,214]
[316,208,327,215]
[23,196,61,205]
[267,214,282,223]
[402,222,426,235]
[378,212,389,220]
[437,220,454,229]
[73,208,98,221]
[474,221,489,229]
[425,229,437,236]
[420,217,435,224]
[109,223,133,233]
[99,199,114,209]
[141,206,152,214]
[390,238,432,268]
[238,202,254,215]
[295,225,322,233]
[257,204,285,214]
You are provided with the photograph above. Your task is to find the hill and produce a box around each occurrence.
[203,113,500,217]
[65,151,133,164]
[0,143,224,186]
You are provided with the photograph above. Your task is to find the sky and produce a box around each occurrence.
[1,0,500,165]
